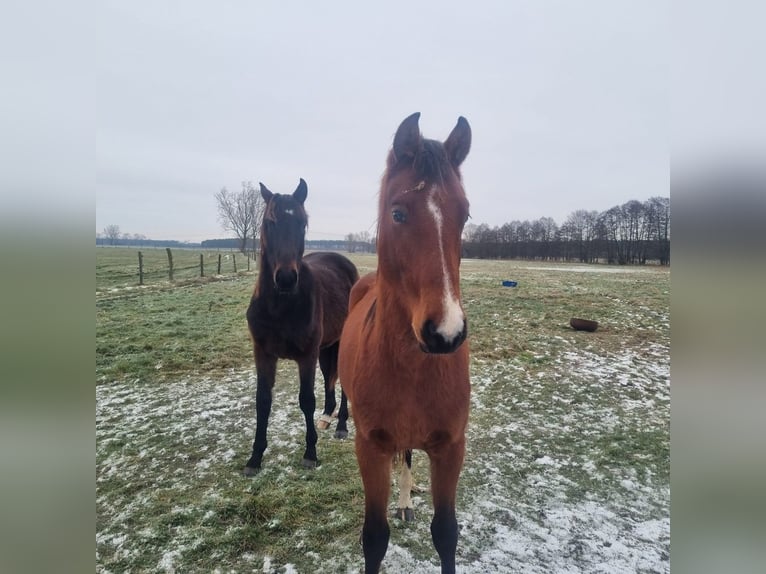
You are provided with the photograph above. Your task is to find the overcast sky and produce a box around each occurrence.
[96,1,667,242]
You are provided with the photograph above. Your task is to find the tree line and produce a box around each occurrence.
[97,225,201,248]
[462,197,670,265]
[103,187,670,266]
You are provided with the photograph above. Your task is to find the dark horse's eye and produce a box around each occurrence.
[392,209,407,224]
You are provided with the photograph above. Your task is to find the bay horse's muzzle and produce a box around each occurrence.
[274,267,298,293]
[419,319,468,354]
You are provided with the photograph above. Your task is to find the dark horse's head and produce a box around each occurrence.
[258,179,309,295]
[377,112,472,354]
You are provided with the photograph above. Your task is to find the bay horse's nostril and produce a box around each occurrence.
[420,319,467,354]
[275,268,298,292]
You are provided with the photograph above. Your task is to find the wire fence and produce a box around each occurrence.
[96,247,255,290]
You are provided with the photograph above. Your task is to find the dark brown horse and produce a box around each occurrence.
[244,178,358,475]
[339,113,472,573]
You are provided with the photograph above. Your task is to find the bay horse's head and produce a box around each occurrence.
[258,179,309,294]
[377,112,471,354]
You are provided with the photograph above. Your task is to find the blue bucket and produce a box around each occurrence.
[502,280,518,287]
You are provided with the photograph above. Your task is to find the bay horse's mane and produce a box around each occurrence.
[385,138,452,183]
[378,137,469,242]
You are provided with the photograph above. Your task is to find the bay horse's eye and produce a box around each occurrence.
[392,209,407,224]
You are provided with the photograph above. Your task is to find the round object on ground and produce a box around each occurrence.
[570,317,598,332]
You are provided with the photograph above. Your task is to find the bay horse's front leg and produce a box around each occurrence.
[244,349,277,476]
[428,437,466,574]
[297,355,320,468]
[357,433,393,573]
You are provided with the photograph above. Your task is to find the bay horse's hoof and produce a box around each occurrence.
[333,429,348,440]
[301,458,318,469]
[243,466,261,477]
[395,508,415,522]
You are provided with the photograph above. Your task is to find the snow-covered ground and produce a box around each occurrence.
[98,332,669,573]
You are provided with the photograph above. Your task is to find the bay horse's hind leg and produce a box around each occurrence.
[428,438,466,574]
[244,351,277,476]
[395,449,415,521]
[297,355,320,468]
[316,344,338,430]
[318,343,349,439]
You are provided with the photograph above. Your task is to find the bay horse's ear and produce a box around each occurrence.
[259,182,273,203]
[393,112,422,164]
[444,116,471,168]
[293,178,308,205]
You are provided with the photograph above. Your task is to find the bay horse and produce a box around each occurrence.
[339,113,472,573]
[244,178,359,476]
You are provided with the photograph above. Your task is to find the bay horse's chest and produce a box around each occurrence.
[351,348,470,450]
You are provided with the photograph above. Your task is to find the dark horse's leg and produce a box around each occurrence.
[428,438,465,574]
[318,343,349,439]
[357,434,392,573]
[297,355,320,468]
[336,388,349,439]
[244,349,277,476]
[318,345,337,423]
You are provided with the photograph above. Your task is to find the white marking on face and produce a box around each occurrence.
[426,191,465,341]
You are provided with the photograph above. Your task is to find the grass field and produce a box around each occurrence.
[96,247,670,573]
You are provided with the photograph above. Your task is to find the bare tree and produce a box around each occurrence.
[646,197,670,264]
[215,181,265,256]
[103,224,121,245]
[345,230,374,253]
[561,210,600,262]
[462,222,479,242]
[345,232,356,253]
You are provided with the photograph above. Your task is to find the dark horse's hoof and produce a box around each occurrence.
[302,458,318,469]
[395,508,415,522]
[333,429,348,440]
[243,466,261,477]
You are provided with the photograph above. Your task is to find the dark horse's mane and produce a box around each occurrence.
[262,193,308,226]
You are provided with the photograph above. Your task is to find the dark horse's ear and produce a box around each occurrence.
[259,182,273,203]
[393,112,422,164]
[293,178,308,205]
[444,116,471,168]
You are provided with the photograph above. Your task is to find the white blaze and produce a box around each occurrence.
[426,192,465,341]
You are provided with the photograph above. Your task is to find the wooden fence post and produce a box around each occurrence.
[166,247,174,281]
[217,254,222,275]
[200,254,204,277]
[233,254,237,273]
[138,251,144,285]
